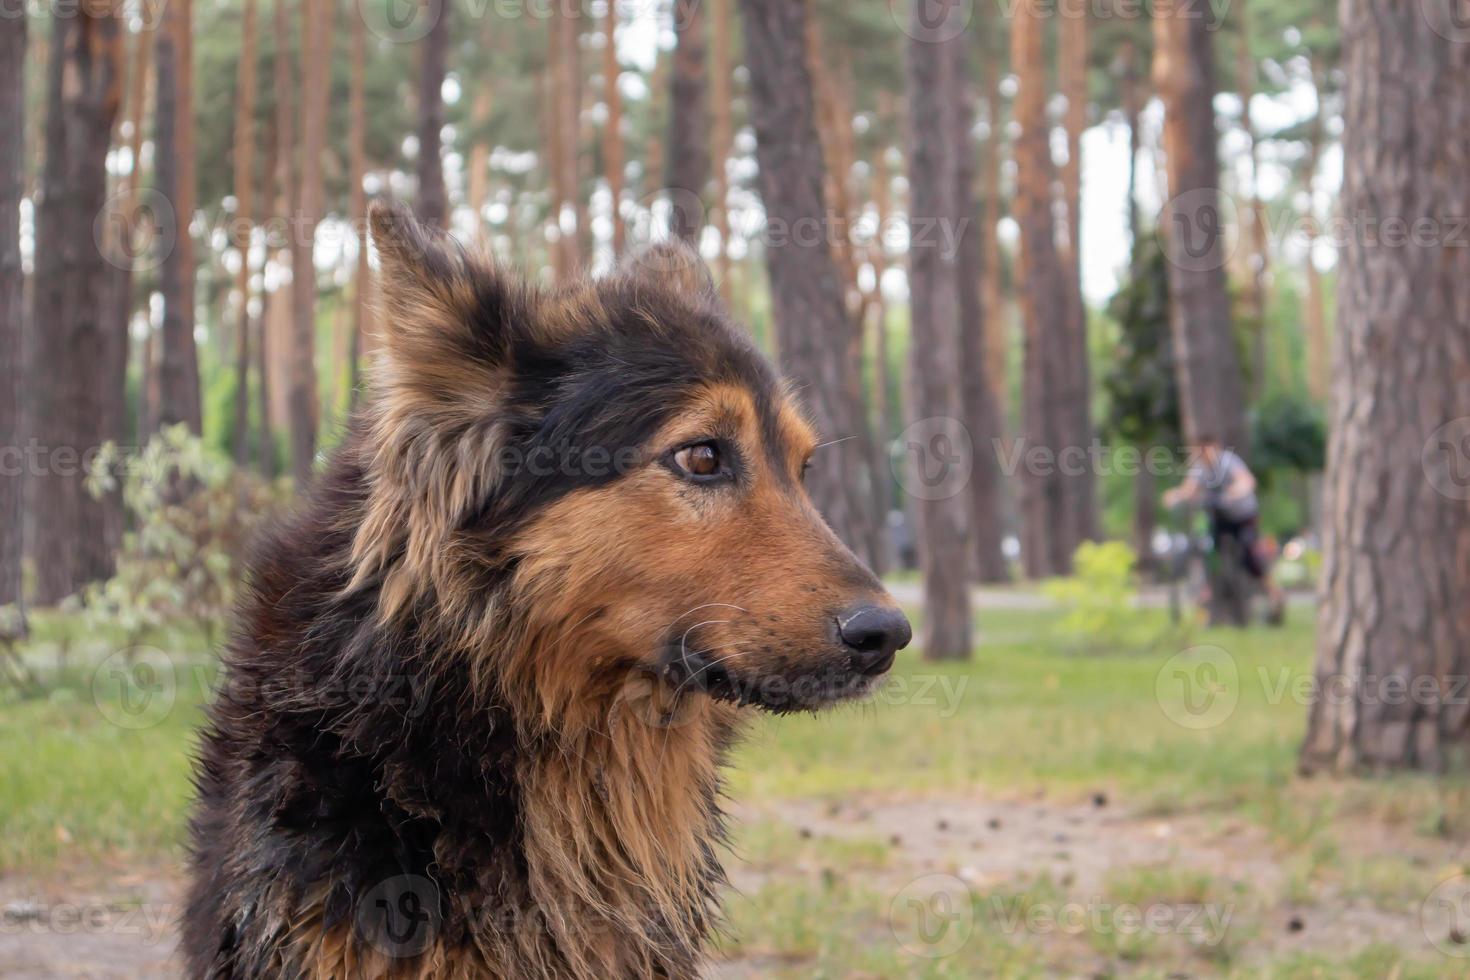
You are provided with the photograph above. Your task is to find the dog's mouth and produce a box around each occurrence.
[662,643,881,714]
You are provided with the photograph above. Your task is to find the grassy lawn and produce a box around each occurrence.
[3,603,1467,977]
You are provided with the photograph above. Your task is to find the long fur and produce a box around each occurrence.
[182,202,896,979]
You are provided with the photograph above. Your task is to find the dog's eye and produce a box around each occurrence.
[672,442,724,480]
[800,457,813,483]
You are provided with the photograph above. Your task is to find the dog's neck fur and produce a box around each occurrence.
[282,487,742,978]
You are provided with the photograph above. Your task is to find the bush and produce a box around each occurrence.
[76,426,288,647]
[1042,541,1190,653]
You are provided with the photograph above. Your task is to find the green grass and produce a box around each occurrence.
[729,607,1314,808]
[3,603,1465,977]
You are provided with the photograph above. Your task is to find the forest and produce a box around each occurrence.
[4,0,1470,975]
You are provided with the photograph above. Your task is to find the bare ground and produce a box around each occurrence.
[2,791,1458,978]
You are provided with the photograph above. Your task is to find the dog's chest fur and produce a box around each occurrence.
[181,465,738,980]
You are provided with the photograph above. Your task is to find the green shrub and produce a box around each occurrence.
[76,426,289,647]
[1042,541,1188,652]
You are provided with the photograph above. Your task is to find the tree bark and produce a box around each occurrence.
[735,0,878,570]
[867,138,894,571]
[1302,73,1329,403]
[951,34,1007,585]
[416,0,449,230]
[708,0,733,299]
[806,25,882,572]
[1133,464,1157,576]
[1152,0,1248,451]
[1235,0,1270,397]
[259,0,292,477]
[1301,0,1470,774]
[667,0,709,244]
[349,0,370,406]
[1058,2,1096,547]
[232,0,259,466]
[901,7,974,659]
[32,3,124,603]
[547,2,580,277]
[601,0,625,257]
[288,0,334,482]
[979,55,1008,423]
[0,13,26,612]
[1011,0,1072,578]
[155,0,201,434]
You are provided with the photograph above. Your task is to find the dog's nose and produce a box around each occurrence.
[836,604,912,675]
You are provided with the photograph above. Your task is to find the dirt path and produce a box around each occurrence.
[711,791,1453,976]
[0,867,180,979]
[2,792,1454,978]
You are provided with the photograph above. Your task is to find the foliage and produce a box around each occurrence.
[1102,233,1181,453]
[1251,392,1327,482]
[1041,541,1189,652]
[73,426,287,646]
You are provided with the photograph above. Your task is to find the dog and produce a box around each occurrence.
[182,200,910,979]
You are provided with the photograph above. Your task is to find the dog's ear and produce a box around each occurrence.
[369,199,474,353]
[620,238,716,300]
[355,201,520,614]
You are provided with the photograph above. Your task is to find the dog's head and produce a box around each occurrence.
[352,202,909,720]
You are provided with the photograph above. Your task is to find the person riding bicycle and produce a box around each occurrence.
[1162,435,1286,622]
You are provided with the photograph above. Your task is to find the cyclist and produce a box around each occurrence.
[1163,434,1286,622]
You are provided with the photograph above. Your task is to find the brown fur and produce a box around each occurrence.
[183,201,905,979]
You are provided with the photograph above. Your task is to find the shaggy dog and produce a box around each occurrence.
[182,201,910,979]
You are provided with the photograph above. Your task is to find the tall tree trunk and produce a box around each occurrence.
[547,2,580,277]
[0,14,26,613]
[1302,75,1329,403]
[735,0,877,569]
[643,48,669,212]
[32,3,124,603]
[901,5,974,659]
[232,0,259,466]
[708,0,733,299]
[1011,0,1071,577]
[667,0,709,244]
[155,0,201,434]
[259,0,292,477]
[1301,0,1470,774]
[1058,3,1096,547]
[601,0,625,257]
[867,139,893,570]
[349,6,370,407]
[288,0,334,482]
[416,0,449,230]
[98,21,150,553]
[1133,464,1157,575]
[806,26,882,572]
[951,35,1007,585]
[1152,0,1248,451]
[979,55,1008,423]
[467,87,493,246]
[1236,0,1270,397]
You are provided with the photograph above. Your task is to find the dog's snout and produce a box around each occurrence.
[836,603,912,675]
